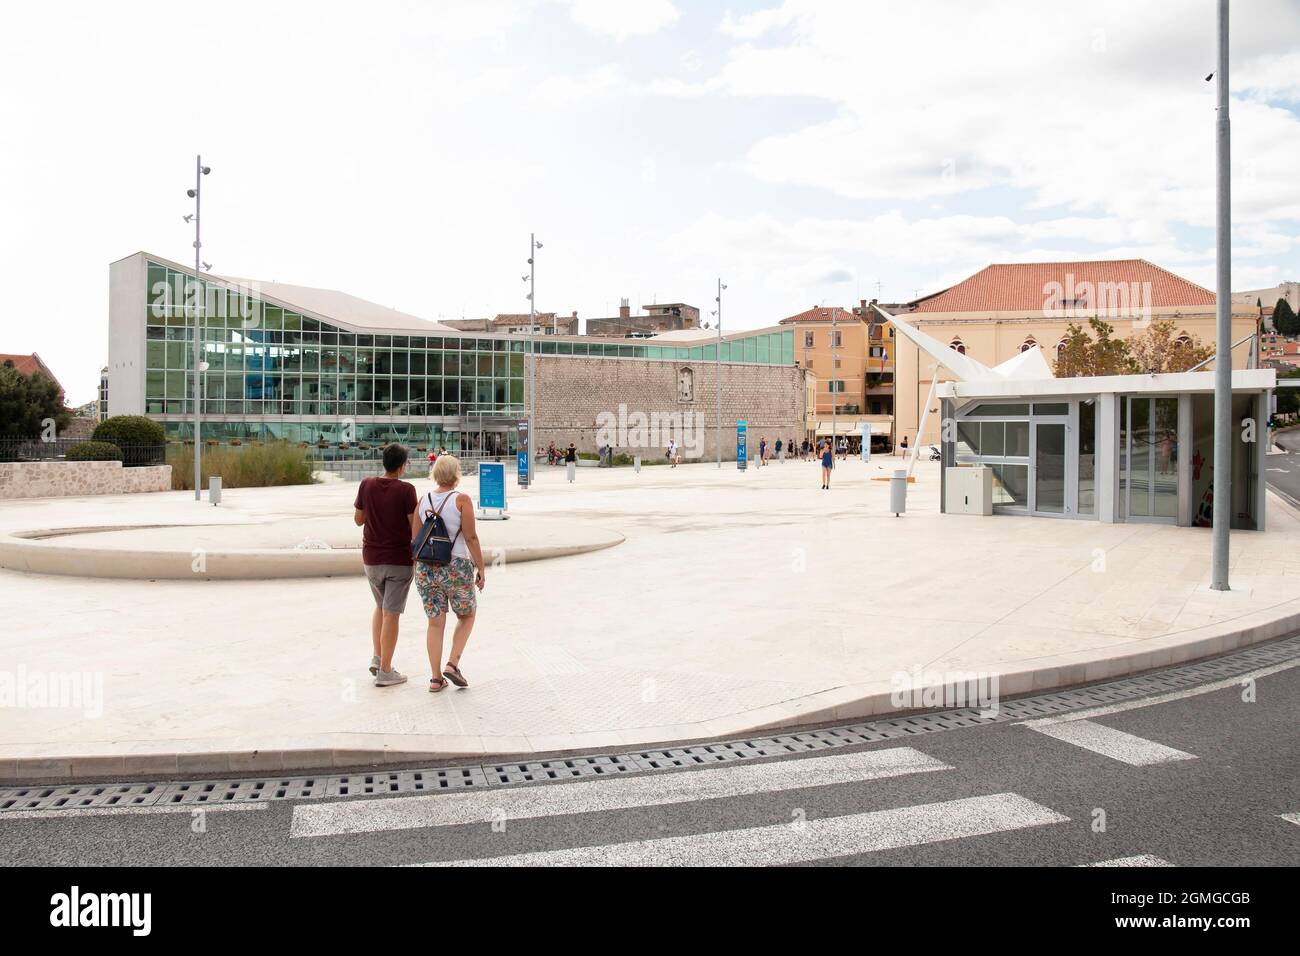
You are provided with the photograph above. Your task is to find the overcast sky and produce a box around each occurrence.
[3,0,1298,404]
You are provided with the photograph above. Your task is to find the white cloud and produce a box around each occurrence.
[565,0,679,42]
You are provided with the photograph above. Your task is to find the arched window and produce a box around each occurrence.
[1174,334,1192,349]
[949,338,966,355]
[1020,337,1037,353]
[1056,339,1068,359]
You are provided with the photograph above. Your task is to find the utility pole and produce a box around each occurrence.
[1211,0,1232,590]
[831,306,839,458]
[527,234,541,485]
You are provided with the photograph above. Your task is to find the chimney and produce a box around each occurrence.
[619,297,630,319]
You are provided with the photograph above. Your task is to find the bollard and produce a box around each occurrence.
[889,469,907,517]
[634,454,641,473]
[209,474,222,506]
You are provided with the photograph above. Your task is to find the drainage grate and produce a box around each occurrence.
[3,632,1298,813]
[485,755,641,785]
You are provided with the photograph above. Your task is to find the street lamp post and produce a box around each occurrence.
[187,156,210,501]
[715,278,726,467]
[1210,0,1232,590]
[526,234,542,485]
[831,307,838,459]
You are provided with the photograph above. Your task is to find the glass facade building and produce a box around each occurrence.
[129,258,795,455]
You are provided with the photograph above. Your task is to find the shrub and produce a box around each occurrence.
[92,415,165,447]
[66,440,123,462]
[167,440,317,491]
[577,452,599,460]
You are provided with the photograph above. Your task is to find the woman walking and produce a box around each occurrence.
[820,439,833,489]
[411,455,486,692]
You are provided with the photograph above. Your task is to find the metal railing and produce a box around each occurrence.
[0,437,166,467]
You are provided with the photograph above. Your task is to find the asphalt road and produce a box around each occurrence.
[3,647,1298,867]
[1268,428,1300,509]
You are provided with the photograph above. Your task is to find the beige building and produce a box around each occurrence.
[780,306,893,449]
[894,260,1260,448]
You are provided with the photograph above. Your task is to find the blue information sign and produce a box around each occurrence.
[516,421,530,488]
[736,420,748,471]
[479,461,506,511]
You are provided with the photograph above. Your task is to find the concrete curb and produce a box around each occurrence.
[0,526,624,580]
[4,597,1298,784]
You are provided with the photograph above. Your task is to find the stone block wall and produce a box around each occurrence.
[0,461,172,500]
[533,357,805,461]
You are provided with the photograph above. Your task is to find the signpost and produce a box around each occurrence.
[736,420,748,471]
[516,421,530,489]
[478,461,508,520]
[861,421,872,463]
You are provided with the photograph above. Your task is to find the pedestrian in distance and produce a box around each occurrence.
[759,437,767,467]
[412,455,487,693]
[354,443,418,687]
[899,435,909,457]
[821,440,834,489]
[775,438,784,463]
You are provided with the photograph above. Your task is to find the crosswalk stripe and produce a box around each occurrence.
[1026,719,1197,766]
[290,746,951,839]
[421,792,1069,867]
[0,803,267,821]
[1082,855,1174,867]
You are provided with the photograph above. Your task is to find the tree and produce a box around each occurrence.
[1274,297,1299,336]
[0,361,71,438]
[1277,369,1300,418]
[1127,319,1214,373]
[1054,317,1133,377]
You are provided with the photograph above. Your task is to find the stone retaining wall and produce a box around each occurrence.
[0,461,172,500]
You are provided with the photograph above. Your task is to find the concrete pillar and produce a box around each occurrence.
[1096,393,1117,523]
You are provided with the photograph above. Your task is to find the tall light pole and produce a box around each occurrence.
[525,233,542,485]
[187,156,210,501]
[1210,0,1232,590]
[831,306,839,458]
[715,278,726,467]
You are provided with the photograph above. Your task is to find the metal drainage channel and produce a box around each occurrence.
[3,634,1298,813]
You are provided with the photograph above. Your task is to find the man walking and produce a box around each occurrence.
[353,443,418,687]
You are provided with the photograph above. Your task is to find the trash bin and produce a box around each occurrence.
[209,475,222,507]
[889,469,907,516]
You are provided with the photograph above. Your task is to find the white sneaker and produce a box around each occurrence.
[374,668,407,687]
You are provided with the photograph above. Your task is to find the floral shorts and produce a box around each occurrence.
[415,557,477,619]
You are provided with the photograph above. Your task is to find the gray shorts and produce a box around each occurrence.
[364,564,414,614]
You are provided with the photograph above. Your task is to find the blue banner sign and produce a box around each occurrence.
[516,421,530,488]
[479,461,506,511]
[737,420,747,471]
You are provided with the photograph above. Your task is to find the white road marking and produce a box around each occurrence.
[1280,813,1300,827]
[1028,719,1196,766]
[0,802,267,821]
[421,793,1070,867]
[1082,855,1175,867]
[1025,658,1300,728]
[290,746,951,839]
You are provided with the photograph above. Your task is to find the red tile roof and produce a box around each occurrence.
[778,306,860,325]
[911,259,1217,313]
[0,352,56,381]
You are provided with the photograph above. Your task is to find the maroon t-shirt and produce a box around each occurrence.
[353,476,418,566]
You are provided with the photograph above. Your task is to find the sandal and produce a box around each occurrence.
[428,676,449,693]
[443,661,468,687]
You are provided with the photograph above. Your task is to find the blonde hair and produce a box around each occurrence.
[432,454,462,487]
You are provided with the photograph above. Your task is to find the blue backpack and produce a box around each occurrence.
[412,492,461,566]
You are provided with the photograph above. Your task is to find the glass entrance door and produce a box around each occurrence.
[1032,421,1068,515]
[1123,396,1179,523]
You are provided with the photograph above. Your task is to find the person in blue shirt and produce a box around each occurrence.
[821,440,833,489]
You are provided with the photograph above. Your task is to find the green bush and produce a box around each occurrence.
[577,452,599,460]
[93,415,165,447]
[167,440,317,490]
[66,440,123,462]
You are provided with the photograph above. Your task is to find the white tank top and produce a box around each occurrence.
[421,489,470,560]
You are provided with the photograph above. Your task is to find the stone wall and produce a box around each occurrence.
[533,357,805,461]
[0,461,172,500]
